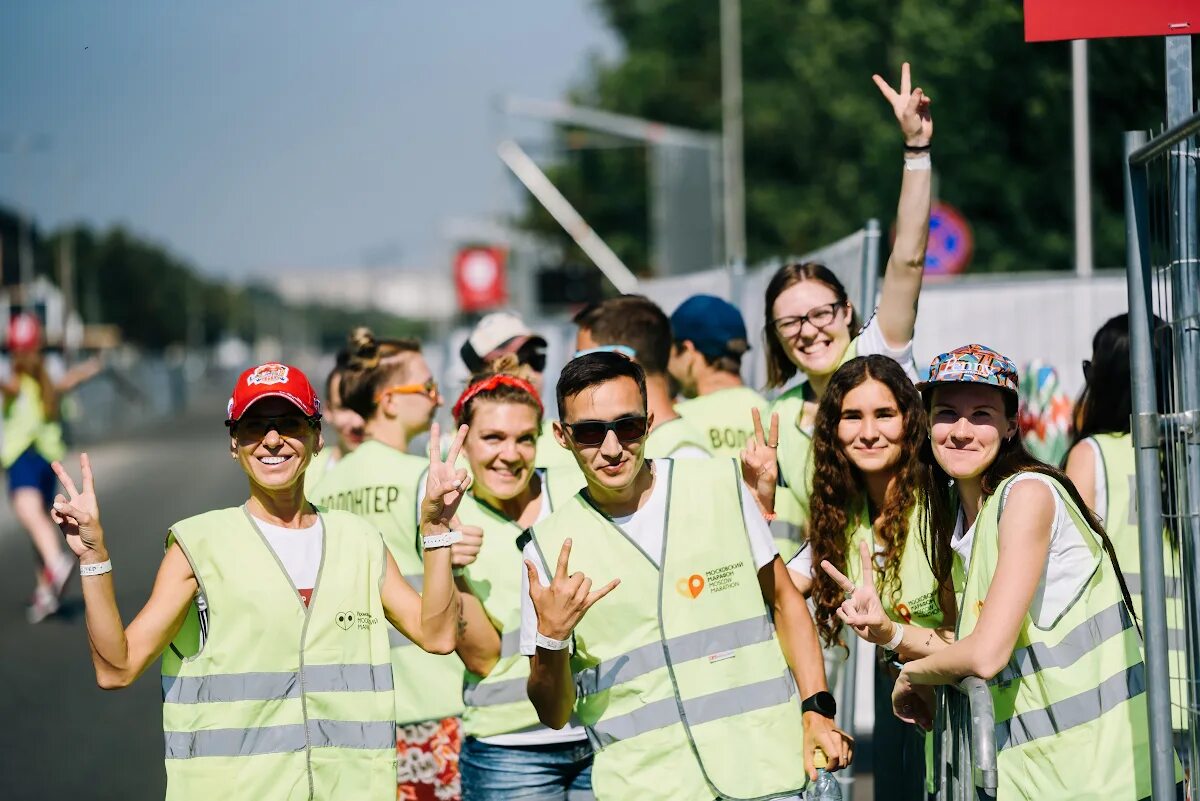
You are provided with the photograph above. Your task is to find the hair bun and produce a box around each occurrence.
[347,327,380,369]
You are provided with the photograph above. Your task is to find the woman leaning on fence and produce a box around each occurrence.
[891,344,1180,801]
[54,362,464,801]
[786,354,952,801]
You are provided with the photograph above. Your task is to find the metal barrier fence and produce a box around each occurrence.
[1126,107,1200,800]
[932,677,999,801]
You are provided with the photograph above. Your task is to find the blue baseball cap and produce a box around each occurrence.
[670,294,750,358]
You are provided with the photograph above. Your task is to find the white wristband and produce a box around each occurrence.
[535,631,571,651]
[882,621,905,652]
[904,153,931,171]
[79,559,113,577]
[422,530,463,550]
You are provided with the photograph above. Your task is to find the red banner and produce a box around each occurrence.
[454,247,508,313]
[1025,0,1196,42]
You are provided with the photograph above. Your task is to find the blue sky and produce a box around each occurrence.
[0,1,617,277]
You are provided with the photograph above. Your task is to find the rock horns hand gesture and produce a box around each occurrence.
[51,453,105,558]
[820,539,894,646]
[525,539,620,641]
[420,422,473,530]
[873,61,932,148]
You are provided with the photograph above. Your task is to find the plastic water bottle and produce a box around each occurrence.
[810,747,842,800]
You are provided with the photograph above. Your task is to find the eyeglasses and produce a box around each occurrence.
[375,378,440,403]
[231,416,316,440]
[564,415,649,446]
[573,345,637,360]
[771,302,845,337]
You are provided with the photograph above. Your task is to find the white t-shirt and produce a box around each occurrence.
[951,473,1094,628]
[855,310,920,384]
[253,517,325,607]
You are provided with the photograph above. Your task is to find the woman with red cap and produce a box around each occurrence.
[52,361,465,801]
[3,311,102,622]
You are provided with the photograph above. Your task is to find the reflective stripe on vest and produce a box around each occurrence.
[165,718,397,759]
[996,663,1145,752]
[1122,571,1181,598]
[992,602,1133,685]
[162,663,393,703]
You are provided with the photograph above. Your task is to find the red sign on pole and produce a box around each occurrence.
[1025,0,1195,42]
[454,247,508,313]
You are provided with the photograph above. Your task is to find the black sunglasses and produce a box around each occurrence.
[230,415,318,440]
[564,415,648,446]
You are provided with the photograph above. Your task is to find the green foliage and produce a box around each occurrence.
[519,0,1180,274]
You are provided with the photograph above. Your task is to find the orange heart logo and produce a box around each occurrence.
[676,574,705,599]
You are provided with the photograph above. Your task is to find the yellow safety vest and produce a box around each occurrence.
[161,506,395,801]
[674,386,769,459]
[310,439,464,724]
[530,458,808,800]
[644,416,712,458]
[1089,432,1188,730]
[2,373,66,467]
[535,418,581,469]
[303,448,335,496]
[843,503,942,630]
[957,472,1170,800]
[456,467,588,739]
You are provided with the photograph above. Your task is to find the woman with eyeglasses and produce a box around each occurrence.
[889,344,1176,800]
[763,62,932,539]
[55,362,464,801]
[441,356,595,800]
[310,328,468,801]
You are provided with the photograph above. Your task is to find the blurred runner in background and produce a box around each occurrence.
[3,311,103,623]
[763,62,932,533]
[573,295,709,458]
[447,357,595,800]
[668,294,769,458]
[311,328,466,801]
[53,361,462,801]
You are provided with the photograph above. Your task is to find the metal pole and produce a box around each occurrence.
[720,0,746,270]
[859,219,882,316]
[1071,40,1093,278]
[497,139,639,294]
[1124,129,1177,801]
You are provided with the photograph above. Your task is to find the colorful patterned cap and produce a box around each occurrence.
[919,344,1019,395]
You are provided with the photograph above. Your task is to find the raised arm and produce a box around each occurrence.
[52,454,197,689]
[380,422,471,655]
[58,355,104,393]
[872,62,933,349]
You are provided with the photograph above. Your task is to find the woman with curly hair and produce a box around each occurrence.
[788,355,952,801]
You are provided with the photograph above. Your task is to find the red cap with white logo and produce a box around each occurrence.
[226,362,321,424]
[7,313,42,353]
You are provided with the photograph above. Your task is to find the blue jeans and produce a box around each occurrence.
[460,736,594,801]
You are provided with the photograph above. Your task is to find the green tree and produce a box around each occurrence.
[519,0,1180,275]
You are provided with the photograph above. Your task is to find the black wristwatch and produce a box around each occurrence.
[801,691,837,719]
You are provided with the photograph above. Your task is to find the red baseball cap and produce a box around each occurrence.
[7,313,42,352]
[226,362,321,423]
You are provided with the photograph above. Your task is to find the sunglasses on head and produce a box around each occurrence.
[516,341,547,373]
[573,345,637,360]
[564,415,648,446]
[231,415,317,440]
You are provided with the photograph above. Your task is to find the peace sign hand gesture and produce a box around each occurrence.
[525,539,620,641]
[420,422,473,530]
[873,62,932,148]
[740,408,779,518]
[51,453,105,559]
[820,539,894,646]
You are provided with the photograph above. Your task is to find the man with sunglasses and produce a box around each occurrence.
[460,312,576,471]
[517,352,853,800]
[667,294,771,459]
[573,295,710,459]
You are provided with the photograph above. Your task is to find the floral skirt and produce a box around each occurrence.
[396,717,461,801]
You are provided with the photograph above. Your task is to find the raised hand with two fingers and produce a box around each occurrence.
[740,407,780,518]
[420,422,473,530]
[525,539,620,641]
[873,61,933,147]
[820,539,895,646]
[51,453,106,559]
